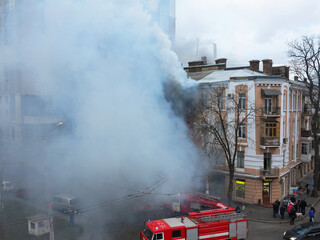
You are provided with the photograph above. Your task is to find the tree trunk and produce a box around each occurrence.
[227,165,234,204]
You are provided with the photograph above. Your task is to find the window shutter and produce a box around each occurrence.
[276,122,280,137]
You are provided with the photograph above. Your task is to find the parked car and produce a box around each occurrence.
[15,188,28,199]
[2,181,14,192]
[52,194,80,214]
[283,222,320,239]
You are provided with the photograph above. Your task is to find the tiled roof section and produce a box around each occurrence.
[196,68,270,83]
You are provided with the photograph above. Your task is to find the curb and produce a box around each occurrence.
[247,197,320,224]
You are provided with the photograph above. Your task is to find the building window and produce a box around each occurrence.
[265,98,272,114]
[237,151,245,168]
[235,179,245,198]
[302,143,308,154]
[264,153,272,172]
[282,177,286,196]
[217,94,224,109]
[265,123,277,137]
[238,123,246,138]
[216,121,223,136]
[31,222,35,229]
[283,93,286,111]
[238,93,246,110]
[293,93,296,110]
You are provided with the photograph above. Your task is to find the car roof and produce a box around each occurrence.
[296,222,320,229]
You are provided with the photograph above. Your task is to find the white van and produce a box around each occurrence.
[52,194,79,213]
[2,181,14,191]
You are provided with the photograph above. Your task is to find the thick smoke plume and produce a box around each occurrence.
[0,0,201,238]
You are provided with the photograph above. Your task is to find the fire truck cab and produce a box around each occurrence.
[140,209,248,240]
[141,217,195,240]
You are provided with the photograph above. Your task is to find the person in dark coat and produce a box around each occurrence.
[306,183,310,194]
[290,207,297,225]
[297,199,301,212]
[300,199,307,215]
[273,200,280,218]
[280,204,285,219]
[290,195,296,203]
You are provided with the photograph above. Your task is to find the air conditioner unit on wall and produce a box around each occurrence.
[227,93,234,98]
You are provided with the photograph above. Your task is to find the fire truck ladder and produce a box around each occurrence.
[196,212,247,223]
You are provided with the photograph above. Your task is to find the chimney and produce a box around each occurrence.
[262,59,273,75]
[294,76,299,81]
[249,60,260,72]
[215,58,227,65]
[201,56,207,65]
[215,58,227,69]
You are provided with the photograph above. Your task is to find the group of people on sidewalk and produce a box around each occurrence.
[272,195,313,225]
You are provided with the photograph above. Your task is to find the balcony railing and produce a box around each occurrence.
[301,153,312,162]
[260,167,280,176]
[261,107,281,116]
[301,129,312,138]
[260,137,280,146]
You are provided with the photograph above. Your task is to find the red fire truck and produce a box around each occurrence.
[140,208,248,240]
[163,193,230,216]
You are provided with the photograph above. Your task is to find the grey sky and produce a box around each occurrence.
[175,0,320,67]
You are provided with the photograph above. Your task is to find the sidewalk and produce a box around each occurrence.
[238,191,320,224]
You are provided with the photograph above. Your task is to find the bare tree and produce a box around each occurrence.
[192,84,256,203]
[288,35,320,197]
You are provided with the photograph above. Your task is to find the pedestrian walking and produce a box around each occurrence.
[297,199,301,212]
[306,183,310,195]
[300,199,307,215]
[290,195,296,203]
[273,199,280,218]
[294,202,298,213]
[288,201,293,218]
[290,207,296,225]
[283,198,289,210]
[280,204,285,219]
[242,201,245,212]
[309,207,315,222]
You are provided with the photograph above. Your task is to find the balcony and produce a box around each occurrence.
[301,129,312,138]
[301,153,312,162]
[260,137,280,147]
[261,107,281,116]
[260,167,280,177]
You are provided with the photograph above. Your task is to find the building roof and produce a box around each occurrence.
[196,68,270,84]
[187,70,216,81]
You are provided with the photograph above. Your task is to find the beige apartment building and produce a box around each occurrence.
[185,58,314,205]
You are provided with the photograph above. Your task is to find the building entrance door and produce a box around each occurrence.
[263,181,271,204]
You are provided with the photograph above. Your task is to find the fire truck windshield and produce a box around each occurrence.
[142,226,153,239]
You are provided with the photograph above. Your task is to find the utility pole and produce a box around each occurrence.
[43,122,63,240]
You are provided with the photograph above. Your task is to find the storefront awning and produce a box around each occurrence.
[261,89,282,96]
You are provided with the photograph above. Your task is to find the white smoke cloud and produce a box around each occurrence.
[0,0,201,238]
